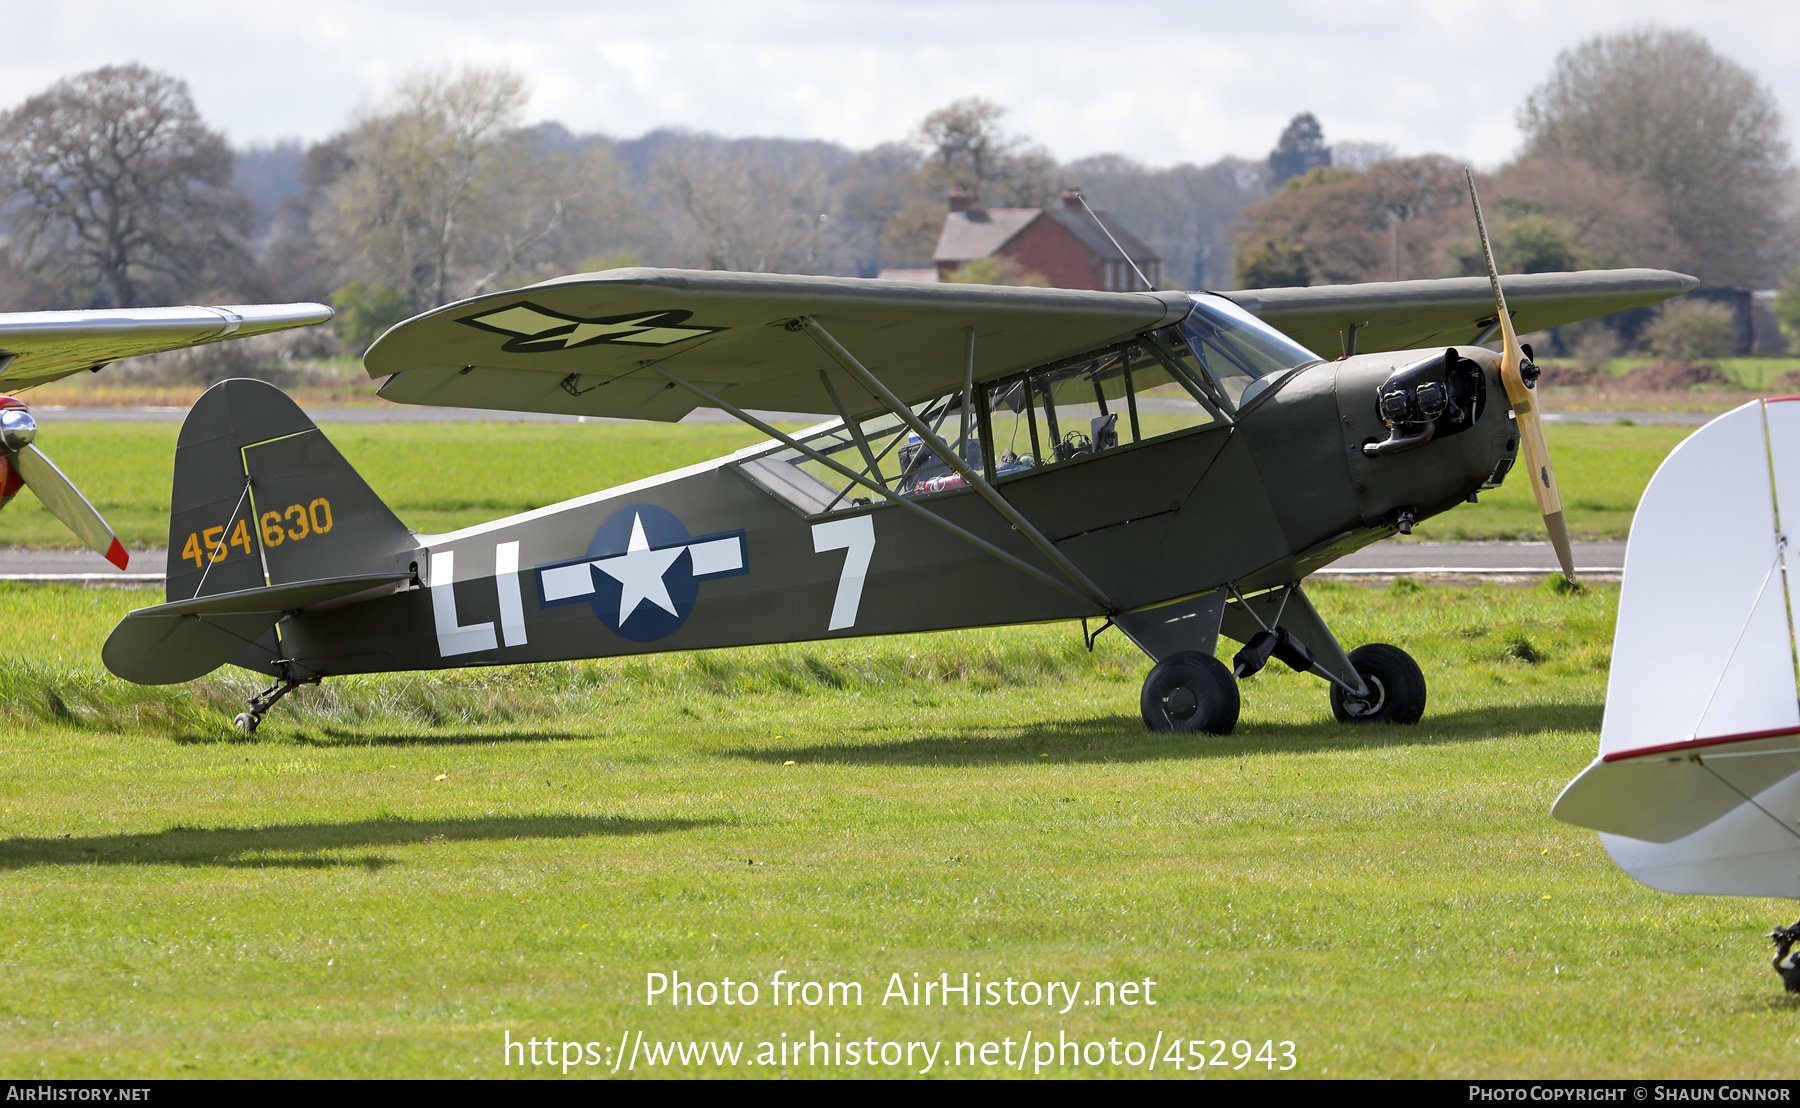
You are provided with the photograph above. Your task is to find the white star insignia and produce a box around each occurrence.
[591,513,686,624]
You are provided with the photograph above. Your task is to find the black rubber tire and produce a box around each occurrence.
[1330,643,1427,724]
[1141,651,1240,734]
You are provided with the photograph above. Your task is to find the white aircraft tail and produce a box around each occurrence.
[1553,398,1800,898]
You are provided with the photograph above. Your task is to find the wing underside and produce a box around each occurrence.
[1224,268,1697,357]
[0,303,333,391]
[366,270,1194,422]
[363,267,1695,422]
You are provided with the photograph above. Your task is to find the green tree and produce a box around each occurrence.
[330,280,415,354]
[1269,112,1330,186]
[1643,298,1735,361]
[1519,28,1788,284]
[1232,157,1465,286]
[945,256,1048,287]
[1447,213,1585,276]
[1235,240,1309,289]
[1771,267,1800,353]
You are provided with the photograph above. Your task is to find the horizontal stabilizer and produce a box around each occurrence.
[1553,731,1800,842]
[144,573,410,617]
[103,611,285,686]
[104,573,410,685]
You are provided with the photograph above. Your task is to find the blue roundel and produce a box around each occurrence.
[585,503,698,642]
[535,503,747,643]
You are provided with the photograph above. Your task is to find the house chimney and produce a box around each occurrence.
[1061,187,1083,211]
[948,186,970,213]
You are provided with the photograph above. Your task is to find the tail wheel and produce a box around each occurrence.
[1331,643,1427,724]
[1141,651,1240,735]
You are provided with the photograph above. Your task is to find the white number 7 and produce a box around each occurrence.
[811,515,875,630]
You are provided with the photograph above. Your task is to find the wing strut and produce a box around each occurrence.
[646,362,1101,610]
[798,316,1117,613]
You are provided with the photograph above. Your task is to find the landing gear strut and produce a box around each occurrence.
[1770,921,1800,991]
[233,674,317,735]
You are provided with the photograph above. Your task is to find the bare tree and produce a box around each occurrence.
[1483,158,1679,270]
[321,65,616,308]
[1520,28,1790,284]
[914,98,1057,208]
[0,63,252,307]
[1067,154,1269,289]
[653,136,849,273]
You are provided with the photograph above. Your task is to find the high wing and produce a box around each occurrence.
[0,303,333,391]
[364,267,1696,422]
[366,269,1193,421]
[1224,268,1697,356]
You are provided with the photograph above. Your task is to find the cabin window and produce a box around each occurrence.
[733,308,1287,515]
[984,332,1225,479]
[1180,292,1323,411]
[733,391,981,516]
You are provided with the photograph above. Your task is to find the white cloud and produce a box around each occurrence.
[0,0,1795,167]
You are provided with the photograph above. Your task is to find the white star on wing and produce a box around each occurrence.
[592,513,685,624]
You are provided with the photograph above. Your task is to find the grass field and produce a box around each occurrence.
[3,420,1695,549]
[3,579,1798,1078]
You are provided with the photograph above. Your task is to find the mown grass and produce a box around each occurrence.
[1410,423,1695,542]
[3,580,1798,1078]
[5,420,1692,550]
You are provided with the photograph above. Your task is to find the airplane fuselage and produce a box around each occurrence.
[225,346,1517,680]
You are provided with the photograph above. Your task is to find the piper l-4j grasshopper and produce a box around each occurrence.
[102,182,1692,735]
[0,303,332,566]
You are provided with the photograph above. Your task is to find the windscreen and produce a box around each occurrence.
[1180,293,1323,410]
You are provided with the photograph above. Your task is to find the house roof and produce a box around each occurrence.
[933,208,1040,263]
[932,205,1160,265]
[1043,209,1159,265]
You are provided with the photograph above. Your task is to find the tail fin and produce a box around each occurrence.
[165,378,415,602]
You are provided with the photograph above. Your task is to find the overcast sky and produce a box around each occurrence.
[3,0,1797,168]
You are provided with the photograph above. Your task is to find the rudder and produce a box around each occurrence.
[165,378,415,601]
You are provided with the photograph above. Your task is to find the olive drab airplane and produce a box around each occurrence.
[101,176,1694,736]
[0,303,333,566]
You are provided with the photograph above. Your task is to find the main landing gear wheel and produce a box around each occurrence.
[233,712,259,735]
[1141,651,1240,735]
[1331,643,1427,724]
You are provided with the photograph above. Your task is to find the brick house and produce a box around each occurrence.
[932,187,1161,290]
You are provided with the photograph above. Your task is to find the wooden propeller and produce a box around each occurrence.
[1465,168,1575,582]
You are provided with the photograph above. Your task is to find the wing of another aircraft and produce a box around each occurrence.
[364,267,1695,422]
[1224,268,1697,356]
[0,303,333,391]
